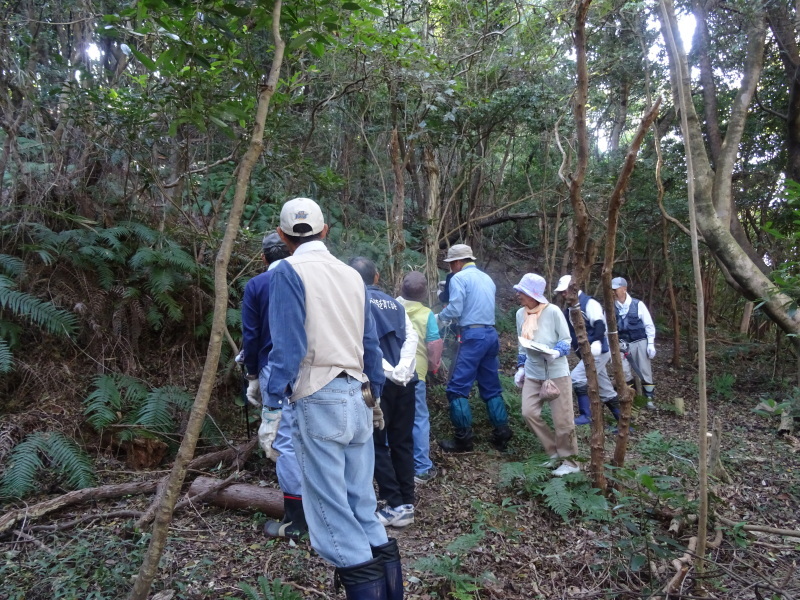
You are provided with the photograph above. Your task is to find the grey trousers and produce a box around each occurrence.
[571,350,616,401]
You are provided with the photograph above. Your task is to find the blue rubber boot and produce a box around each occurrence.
[334,557,388,600]
[574,393,591,426]
[372,538,403,600]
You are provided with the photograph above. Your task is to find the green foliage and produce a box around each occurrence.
[710,372,736,400]
[83,373,216,445]
[0,254,78,372]
[0,530,145,599]
[0,432,96,499]
[753,387,799,419]
[21,222,211,332]
[500,454,609,522]
[413,554,481,600]
[239,577,303,600]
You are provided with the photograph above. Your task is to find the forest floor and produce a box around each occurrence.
[2,330,800,599]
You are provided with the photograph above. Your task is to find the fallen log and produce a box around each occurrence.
[0,440,259,536]
[0,480,159,536]
[187,476,283,517]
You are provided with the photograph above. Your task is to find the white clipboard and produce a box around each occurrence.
[518,337,551,353]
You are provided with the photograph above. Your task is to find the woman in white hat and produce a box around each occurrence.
[513,273,580,476]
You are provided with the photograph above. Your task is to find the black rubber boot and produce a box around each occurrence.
[264,494,308,540]
[438,427,474,453]
[490,425,513,452]
[372,538,403,600]
[334,557,388,600]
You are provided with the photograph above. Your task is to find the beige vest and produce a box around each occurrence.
[286,248,369,401]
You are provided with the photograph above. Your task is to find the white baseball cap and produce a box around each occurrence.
[443,244,476,262]
[611,277,628,289]
[279,197,325,237]
[554,274,572,292]
[513,274,548,304]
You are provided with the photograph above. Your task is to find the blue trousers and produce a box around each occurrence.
[446,326,504,402]
[412,380,433,475]
[293,375,388,567]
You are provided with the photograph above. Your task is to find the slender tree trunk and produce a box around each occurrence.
[658,0,709,578]
[566,0,606,491]
[423,145,441,305]
[388,128,406,294]
[127,4,285,598]
[602,99,661,469]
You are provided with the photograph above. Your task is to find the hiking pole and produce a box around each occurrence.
[235,354,253,439]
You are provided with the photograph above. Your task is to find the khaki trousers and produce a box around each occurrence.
[521,375,578,458]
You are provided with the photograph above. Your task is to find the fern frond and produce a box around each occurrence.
[0,254,24,277]
[152,291,184,322]
[129,247,159,270]
[226,308,242,331]
[0,433,46,499]
[118,221,159,245]
[446,532,485,554]
[146,268,177,296]
[0,319,21,346]
[161,244,199,274]
[0,274,14,289]
[146,305,165,330]
[46,432,96,490]
[133,386,184,432]
[0,287,78,336]
[574,488,610,521]
[0,339,12,373]
[84,374,125,430]
[541,477,573,522]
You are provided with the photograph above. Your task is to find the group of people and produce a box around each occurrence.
[239,196,658,600]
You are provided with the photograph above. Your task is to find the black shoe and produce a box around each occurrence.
[438,428,474,453]
[491,425,513,452]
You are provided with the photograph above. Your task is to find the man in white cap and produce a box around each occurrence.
[436,244,512,453]
[265,198,403,599]
[554,274,621,426]
[612,277,657,409]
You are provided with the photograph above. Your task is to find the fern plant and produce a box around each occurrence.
[239,577,303,600]
[0,253,78,372]
[0,432,96,499]
[84,373,219,444]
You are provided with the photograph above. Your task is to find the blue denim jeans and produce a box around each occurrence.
[274,401,302,497]
[293,375,388,567]
[412,380,433,475]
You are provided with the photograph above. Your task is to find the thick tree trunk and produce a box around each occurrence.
[661,3,800,341]
[127,5,286,599]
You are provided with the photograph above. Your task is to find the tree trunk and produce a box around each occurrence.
[658,0,710,578]
[127,4,285,599]
[423,145,441,305]
[388,127,407,294]
[567,0,605,491]
[601,99,661,469]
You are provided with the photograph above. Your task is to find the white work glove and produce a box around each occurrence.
[258,408,282,461]
[590,340,602,357]
[235,351,245,364]
[372,399,385,430]
[544,349,560,362]
[514,367,525,388]
[246,378,261,408]
[391,364,412,386]
[647,343,656,359]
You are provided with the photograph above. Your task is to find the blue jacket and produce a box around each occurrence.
[241,269,274,377]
